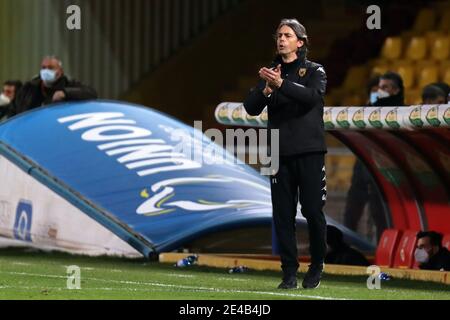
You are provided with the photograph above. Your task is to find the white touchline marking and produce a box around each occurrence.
[216,277,249,282]
[165,273,195,278]
[0,271,351,300]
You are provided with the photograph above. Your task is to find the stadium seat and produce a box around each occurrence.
[425,31,444,47]
[342,66,369,91]
[381,37,403,61]
[443,234,450,251]
[405,88,422,105]
[438,10,450,32]
[417,65,439,89]
[342,93,365,107]
[393,230,418,269]
[393,63,415,89]
[375,229,402,268]
[371,64,390,77]
[430,36,450,61]
[405,37,428,61]
[413,8,436,33]
[443,68,450,86]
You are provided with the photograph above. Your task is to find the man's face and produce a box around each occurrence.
[277,25,303,56]
[2,85,16,100]
[417,237,438,257]
[379,79,399,96]
[40,58,63,80]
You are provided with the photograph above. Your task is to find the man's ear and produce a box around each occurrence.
[297,39,304,49]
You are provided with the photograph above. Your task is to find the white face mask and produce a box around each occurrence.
[40,68,58,86]
[0,93,11,107]
[377,89,390,99]
[370,92,379,104]
[414,248,429,263]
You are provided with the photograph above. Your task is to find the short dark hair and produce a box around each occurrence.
[367,74,381,96]
[417,231,443,248]
[3,80,22,98]
[275,18,309,60]
[422,84,446,103]
[381,71,404,96]
[3,80,22,89]
[431,82,450,103]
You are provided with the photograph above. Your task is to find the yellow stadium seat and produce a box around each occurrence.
[413,8,436,32]
[391,61,415,89]
[431,36,450,61]
[438,10,450,32]
[425,31,444,47]
[381,37,403,60]
[371,64,390,77]
[342,66,368,91]
[443,68,450,86]
[439,60,450,75]
[417,66,439,88]
[405,88,422,105]
[342,94,365,107]
[405,37,428,61]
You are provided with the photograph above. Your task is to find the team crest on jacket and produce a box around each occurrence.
[299,68,307,77]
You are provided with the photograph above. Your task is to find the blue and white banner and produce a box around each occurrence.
[0,101,273,256]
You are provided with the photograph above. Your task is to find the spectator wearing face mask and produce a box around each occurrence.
[415,231,450,271]
[12,55,97,116]
[372,71,405,107]
[0,80,22,121]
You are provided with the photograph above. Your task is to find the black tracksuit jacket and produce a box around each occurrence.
[243,57,327,156]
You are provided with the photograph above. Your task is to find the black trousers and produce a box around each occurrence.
[271,152,327,277]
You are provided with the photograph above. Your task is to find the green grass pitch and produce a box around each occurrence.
[0,248,448,300]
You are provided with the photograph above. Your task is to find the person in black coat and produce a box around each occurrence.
[372,71,405,107]
[12,56,97,116]
[0,80,22,121]
[325,225,370,266]
[244,19,327,290]
[415,231,450,271]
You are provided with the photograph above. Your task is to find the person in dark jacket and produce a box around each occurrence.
[325,225,370,266]
[373,71,405,107]
[0,80,22,121]
[12,56,97,115]
[422,84,447,104]
[343,76,387,242]
[243,19,327,290]
[415,231,450,271]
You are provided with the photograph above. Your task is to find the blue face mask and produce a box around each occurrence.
[370,92,378,104]
[40,68,57,85]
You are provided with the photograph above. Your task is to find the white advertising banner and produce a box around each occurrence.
[0,155,141,257]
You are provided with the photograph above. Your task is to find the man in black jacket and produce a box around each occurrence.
[244,19,327,289]
[373,71,404,107]
[12,56,97,115]
[415,231,450,271]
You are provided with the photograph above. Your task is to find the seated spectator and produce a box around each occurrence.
[422,84,447,105]
[12,55,97,116]
[430,82,449,103]
[373,71,405,107]
[415,231,450,271]
[0,80,22,121]
[325,225,370,266]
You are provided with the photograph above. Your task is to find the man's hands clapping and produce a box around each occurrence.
[259,64,283,96]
